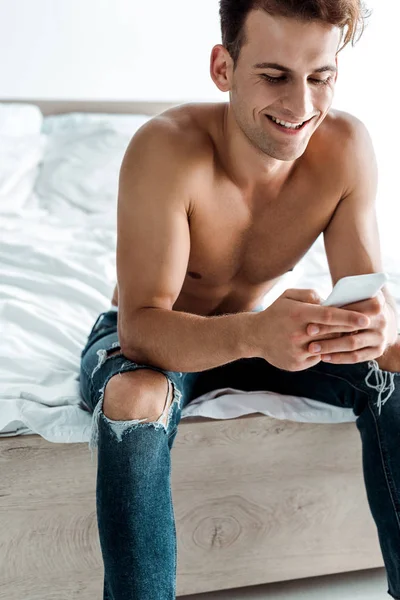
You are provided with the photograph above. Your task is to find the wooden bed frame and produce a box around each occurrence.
[0,99,384,599]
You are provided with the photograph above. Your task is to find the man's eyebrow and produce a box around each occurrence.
[253,62,337,74]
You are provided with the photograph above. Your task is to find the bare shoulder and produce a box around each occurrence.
[309,108,375,193]
[120,103,215,210]
[316,108,373,158]
[124,103,215,165]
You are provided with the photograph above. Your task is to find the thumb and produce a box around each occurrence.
[283,288,323,305]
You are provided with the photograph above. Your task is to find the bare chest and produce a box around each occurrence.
[181,175,338,295]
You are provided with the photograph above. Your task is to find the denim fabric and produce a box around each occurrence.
[79,308,400,600]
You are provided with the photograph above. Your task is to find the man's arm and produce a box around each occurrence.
[323,115,399,342]
[116,117,256,373]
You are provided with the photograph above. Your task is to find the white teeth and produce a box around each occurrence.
[270,116,304,129]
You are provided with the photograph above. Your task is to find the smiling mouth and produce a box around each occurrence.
[265,114,314,131]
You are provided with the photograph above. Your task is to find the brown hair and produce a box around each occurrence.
[219,0,372,67]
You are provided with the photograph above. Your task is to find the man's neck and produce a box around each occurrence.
[219,102,297,195]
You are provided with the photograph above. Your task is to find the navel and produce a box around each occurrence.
[188,271,202,280]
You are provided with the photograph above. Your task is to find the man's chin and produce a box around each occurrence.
[264,147,307,162]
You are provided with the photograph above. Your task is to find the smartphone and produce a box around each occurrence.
[322,272,389,308]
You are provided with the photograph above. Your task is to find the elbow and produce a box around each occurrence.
[118,326,153,365]
[118,330,144,363]
[119,342,142,363]
[117,319,142,362]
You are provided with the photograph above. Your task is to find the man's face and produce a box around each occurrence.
[228,9,341,161]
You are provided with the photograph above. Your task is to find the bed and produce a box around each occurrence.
[1,99,399,599]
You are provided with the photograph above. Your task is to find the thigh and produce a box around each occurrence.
[79,310,201,417]
[188,356,379,415]
[80,310,121,411]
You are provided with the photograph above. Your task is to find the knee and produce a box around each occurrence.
[102,368,172,425]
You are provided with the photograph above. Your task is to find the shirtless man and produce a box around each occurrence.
[79,2,400,599]
[110,17,400,376]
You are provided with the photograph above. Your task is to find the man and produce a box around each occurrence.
[79,2,400,599]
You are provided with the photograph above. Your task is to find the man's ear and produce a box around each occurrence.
[334,55,338,83]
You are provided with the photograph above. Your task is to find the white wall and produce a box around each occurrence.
[330,0,400,253]
[0,0,398,252]
[0,0,222,101]
[0,0,394,105]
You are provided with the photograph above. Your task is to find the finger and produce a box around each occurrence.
[290,354,323,371]
[307,332,374,356]
[285,289,322,304]
[304,354,324,367]
[343,292,384,313]
[307,322,361,337]
[320,347,379,364]
[309,331,344,342]
[292,357,324,371]
[307,305,370,329]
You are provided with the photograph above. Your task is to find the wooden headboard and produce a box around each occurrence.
[0,99,183,116]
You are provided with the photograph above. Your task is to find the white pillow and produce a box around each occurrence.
[0,103,43,136]
[34,124,133,215]
[0,134,47,215]
[42,112,151,136]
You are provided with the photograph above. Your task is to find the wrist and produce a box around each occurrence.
[238,311,263,359]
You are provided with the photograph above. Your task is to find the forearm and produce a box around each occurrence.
[119,308,259,372]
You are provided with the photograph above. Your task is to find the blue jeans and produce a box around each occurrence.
[80,309,400,600]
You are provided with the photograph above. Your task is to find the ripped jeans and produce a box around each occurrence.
[79,309,400,600]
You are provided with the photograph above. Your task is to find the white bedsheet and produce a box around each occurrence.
[3,208,399,444]
[1,113,399,444]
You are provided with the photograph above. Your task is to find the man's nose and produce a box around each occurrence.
[282,80,314,121]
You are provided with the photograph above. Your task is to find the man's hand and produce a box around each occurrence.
[253,289,369,372]
[307,291,394,364]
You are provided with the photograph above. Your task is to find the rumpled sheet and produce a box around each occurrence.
[1,111,399,444]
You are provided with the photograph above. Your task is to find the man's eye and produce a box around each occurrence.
[310,77,332,85]
[262,75,286,84]
[262,75,332,85]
